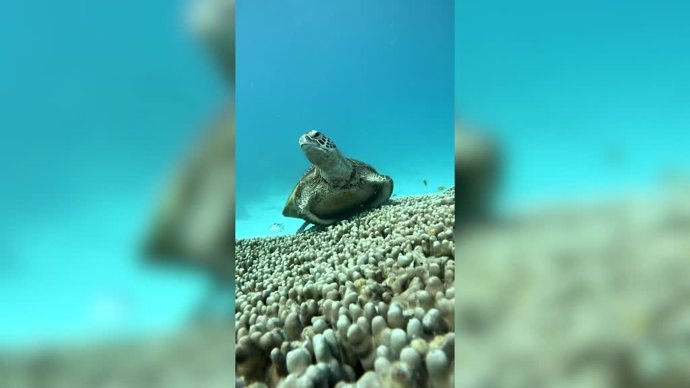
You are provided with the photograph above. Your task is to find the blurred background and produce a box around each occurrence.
[3,0,689,386]
[457,0,690,211]
[455,1,690,387]
[0,0,233,386]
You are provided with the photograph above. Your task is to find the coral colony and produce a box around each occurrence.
[236,190,455,387]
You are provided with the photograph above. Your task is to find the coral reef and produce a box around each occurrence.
[235,190,456,387]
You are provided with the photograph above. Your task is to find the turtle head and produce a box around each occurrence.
[299,130,339,165]
[299,130,352,184]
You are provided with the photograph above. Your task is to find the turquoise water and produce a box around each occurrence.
[0,1,226,348]
[456,0,690,210]
[3,0,687,351]
[236,0,455,239]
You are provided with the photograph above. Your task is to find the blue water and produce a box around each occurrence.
[457,0,690,210]
[236,0,455,239]
[0,1,226,348]
[4,0,686,351]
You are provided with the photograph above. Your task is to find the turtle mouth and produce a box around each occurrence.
[299,131,337,151]
[299,134,316,148]
[300,136,325,154]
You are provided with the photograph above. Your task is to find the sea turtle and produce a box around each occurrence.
[283,130,394,233]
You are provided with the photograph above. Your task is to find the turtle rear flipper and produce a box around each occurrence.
[296,221,311,234]
[296,221,329,234]
[363,174,394,209]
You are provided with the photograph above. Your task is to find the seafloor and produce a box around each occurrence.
[0,322,234,388]
[235,190,456,388]
[3,185,689,387]
[454,183,690,388]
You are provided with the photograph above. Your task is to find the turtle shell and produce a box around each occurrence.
[283,158,392,224]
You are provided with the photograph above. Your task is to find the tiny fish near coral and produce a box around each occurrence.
[268,223,284,233]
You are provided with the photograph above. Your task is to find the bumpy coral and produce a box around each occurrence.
[454,184,690,388]
[235,190,455,387]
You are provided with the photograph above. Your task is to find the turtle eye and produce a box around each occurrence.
[313,131,321,138]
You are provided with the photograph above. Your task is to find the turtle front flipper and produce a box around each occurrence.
[302,208,340,226]
[295,190,341,226]
[295,209,335,234]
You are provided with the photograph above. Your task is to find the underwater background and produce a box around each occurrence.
[0,1,226,349]
[1,0,687,364]
[457,0,690,212]
[236,0,455,239]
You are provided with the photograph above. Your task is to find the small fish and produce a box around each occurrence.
[422,179,428,187]
[438,185,446,192]
[268,223,284,233]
